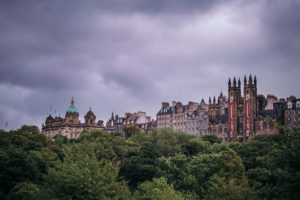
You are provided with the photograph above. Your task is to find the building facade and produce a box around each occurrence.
[42,98,104,139]
[105,111,154,133]
[285,97,300,128]
[157,100,209,136]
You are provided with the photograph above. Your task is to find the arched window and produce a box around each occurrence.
[288,102,292,109]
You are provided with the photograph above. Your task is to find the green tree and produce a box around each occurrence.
[18,125,40,134]
[8,182,40,200]
[203,149,255,200]
[201,134,222,144]
[123,126,141,138]
[134,177,186,200]
[42,147,131,200]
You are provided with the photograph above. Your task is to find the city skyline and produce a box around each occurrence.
[1,0,300,130]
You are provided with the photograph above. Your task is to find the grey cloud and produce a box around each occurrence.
[0,0,300,130]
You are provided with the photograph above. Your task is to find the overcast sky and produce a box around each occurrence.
[1,0,300,130]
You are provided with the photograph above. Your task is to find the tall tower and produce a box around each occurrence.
[65,97,79,124]
[243,75,257,141]
[228,77,241,142]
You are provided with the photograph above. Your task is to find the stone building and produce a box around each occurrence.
[42,98,104,139]
[186,99,209,136]
[157,100,209,135]
[156,102,174,129]
[208,91,229,141]
[285,96,300,128]
[105,111,153,133]
[227,75,258,142]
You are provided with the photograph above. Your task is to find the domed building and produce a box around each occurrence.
[42,98,104,139]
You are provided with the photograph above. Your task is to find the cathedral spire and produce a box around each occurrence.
[233,77,237,87]
[238,78,241,88]
[228,78,231,88]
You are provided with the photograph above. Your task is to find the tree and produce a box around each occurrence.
[121,141,159,188]
[134,177,186,200]
[203,149,256,200]
[123,126,141,138]
[8,182,40,200]
[42,147,131,200]
[201,134,222,144]
[18,125,40,134]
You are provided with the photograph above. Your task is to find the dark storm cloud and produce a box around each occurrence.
[0,0,300,130]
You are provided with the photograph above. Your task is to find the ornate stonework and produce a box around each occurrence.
[42,98,104,139]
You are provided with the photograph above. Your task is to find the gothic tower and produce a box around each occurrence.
[243,75,257,141]
[228,77,242,142]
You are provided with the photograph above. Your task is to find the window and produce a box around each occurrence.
[288,102,292,109]
[296,101,300,108]
[218,127,222,134]
[263,122,267,131]
[270,123,274,130]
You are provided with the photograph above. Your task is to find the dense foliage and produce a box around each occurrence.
[0,125,300,199]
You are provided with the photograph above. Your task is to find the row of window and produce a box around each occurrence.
[288,101,300,109]
[287,110,300,115]
[287,117,300,122]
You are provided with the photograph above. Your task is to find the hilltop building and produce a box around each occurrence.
[157,100,209,136]
[105,111,154,133]
[42,98,104,139]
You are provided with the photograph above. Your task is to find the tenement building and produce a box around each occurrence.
[105,111,154,133]
[285,96,300,128]
[157,100,209,136]
[42,98,104,139]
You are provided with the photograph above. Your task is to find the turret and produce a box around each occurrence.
[233,77,236,87]
[249,74,252,85]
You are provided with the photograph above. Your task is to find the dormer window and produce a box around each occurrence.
[296,101,300,108]
[288,102,292,109]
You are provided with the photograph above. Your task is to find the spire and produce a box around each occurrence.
[228,78,231,88]
[220,89,223,98]
[209,96,211,104]
[233,77,236,87]
[213,96,216,104]
[201,98,205,104]
[249,74,252,85]
[254,75,257,86]
[244,75,247,85]
[238,78,241,87]
[71,97,74,107]
[89,106,91,111]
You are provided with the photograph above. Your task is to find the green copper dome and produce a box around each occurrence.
[66,97,78,113]
[67,106,78,113]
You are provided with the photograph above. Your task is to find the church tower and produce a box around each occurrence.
[65,97,79,124]
[228,77,242,142]
[243,75,257,141]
